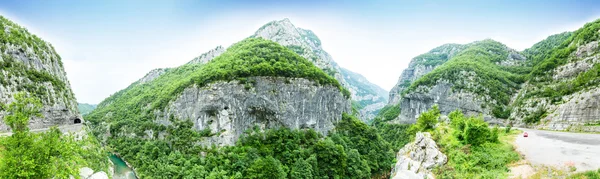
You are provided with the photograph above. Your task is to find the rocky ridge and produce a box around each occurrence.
[388,44,467,105]
[88,38,351,146]
[386,40,526,124]
[253,18,388,121]
[390,132,447,179]
[159,77,350,146]
[0,16,80,131]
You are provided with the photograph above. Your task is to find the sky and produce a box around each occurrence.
[1,0,600,104]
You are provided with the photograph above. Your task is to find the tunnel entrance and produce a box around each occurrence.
[74,118,81,124]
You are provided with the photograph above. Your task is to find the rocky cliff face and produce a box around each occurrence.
[398,80,497,124]
[340,67,388,119]
[388,44,466,105]
[390,132,447,179]
[253,19,387,121]
[386,40,526,124]
[0,16,80,131]
[186,46,225,65]
[88,38,351,147]
[159,77,350,146]
[511,38,600,132]
[134,46,225,86]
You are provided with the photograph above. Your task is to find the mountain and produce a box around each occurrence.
[387,44,467,105]
[78,103,97,115]
[510,20,600,131]
[382,39,528,124]
[381,19,600,133]
[87,38,350,145]
[251,18,388,121]
[0,16,80,131]
[340,67,388,119]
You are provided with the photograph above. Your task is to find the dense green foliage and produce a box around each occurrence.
[0,93,109,178]
[78,103,97,115]
[87,38,349,138]
[106,113,396,178]
[432,109,519,178]
[372,120,411,151]
[408,105,440,134]
[0,16,73,106]
[412,44,464,67]
[511,19,600,123]
[407,40,526,109]
[529,19,600,79]
[568,169,600,179]
[523,32,573,67]
[374,104,401,122]
[0,16,62,65]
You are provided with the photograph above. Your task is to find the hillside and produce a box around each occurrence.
[87,37,350,145]
[382,39,528,123]
[510,19,600,131]
[81,38,420,178]
[78,103,97,115]
[0,16,80,131]
[252,19,388,121]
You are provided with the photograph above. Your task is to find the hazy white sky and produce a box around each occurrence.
[1,0,599,104]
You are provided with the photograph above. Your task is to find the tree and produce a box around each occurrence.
[2,92,42,133]
[0,93,82,178]
[345,149,370,179]
[245,156,287,179]
[409,105,440,134]
[290,158,314,179]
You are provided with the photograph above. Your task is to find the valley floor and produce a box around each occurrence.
[514,128,600,172]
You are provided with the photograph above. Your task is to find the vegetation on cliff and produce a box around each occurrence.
[403,107,520,178]
[0,93,109,178]
[87,37,350,138]
[0,16,74,105]
[108,113,396,178]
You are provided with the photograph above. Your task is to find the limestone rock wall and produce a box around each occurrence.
[160,77,351,146]
[0,17,80,131]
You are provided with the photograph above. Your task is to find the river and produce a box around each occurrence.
[109,154,137,179]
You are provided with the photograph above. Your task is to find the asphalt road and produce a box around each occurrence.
[514,128,600,172]
[0,124,84,137]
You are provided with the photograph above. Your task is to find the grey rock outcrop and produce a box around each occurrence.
[78,167,109,179]
[186,46,225,65]
[0,16,80,132]
[388,40,521,124]
[158,77,351,146]
[253,18,387,121]
[512,41,600,131]
[397,80,496,124]
[340,67,388,119]
[388,44,466,105]
[137,68,167,84]
[134,46,225,86]
[391,132,447,179]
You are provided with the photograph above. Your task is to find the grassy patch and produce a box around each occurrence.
[568,169,600,179]
[431,110,521,178]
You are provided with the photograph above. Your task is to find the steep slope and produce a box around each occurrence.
[78,103,97,115]
[340,67,388,119]
[388,44,468,104]
[87,38,350,146]
[252,18,387,120]
[386,40,528,123]
[510,20,600,131]
[0,16,80,131]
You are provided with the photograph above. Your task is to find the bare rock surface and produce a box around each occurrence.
[391,132,447,179]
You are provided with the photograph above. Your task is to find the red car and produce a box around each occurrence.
[523,132,528,137]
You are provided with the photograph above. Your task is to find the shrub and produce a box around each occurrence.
[409,105,440,134]
[448,110,498,146]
